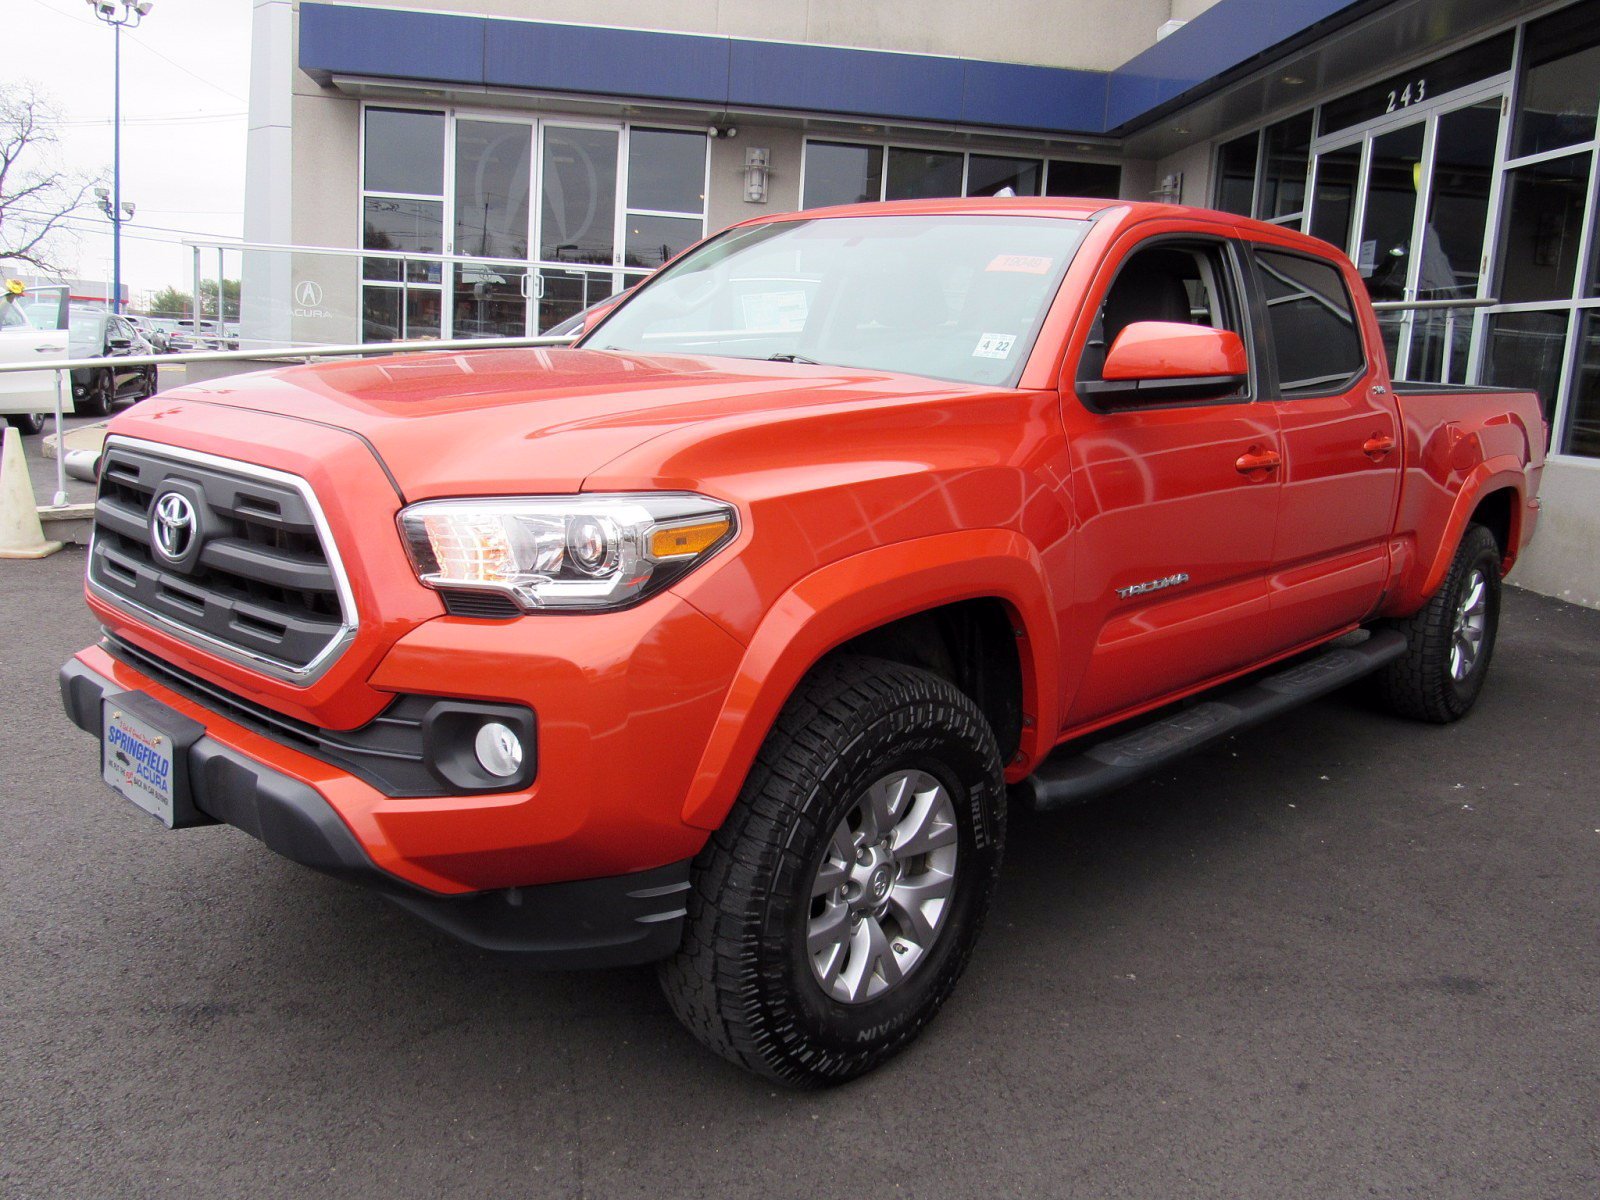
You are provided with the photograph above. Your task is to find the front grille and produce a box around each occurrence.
[88,440,355,681]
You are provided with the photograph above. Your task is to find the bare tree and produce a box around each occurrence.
[0,87,93,273]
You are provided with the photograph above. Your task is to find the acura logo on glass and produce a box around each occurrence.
[151,492,197,560]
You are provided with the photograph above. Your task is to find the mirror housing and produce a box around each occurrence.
[1103,321,1248,383]
[1081,321,1250,408]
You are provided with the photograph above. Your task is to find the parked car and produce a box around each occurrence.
[61,199,1545,1085]
[69,311,157,417]
[0,281,70,435]
[122,315,170,353]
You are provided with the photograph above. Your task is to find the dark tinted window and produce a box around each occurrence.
[1255,250,1366,393]
[803,142,884,208]
[967,154,1041,197]
[363,108,444,195]
[626,128,706,214]
[1515,6,1600,158]
[1215,133,1258,216]
[1045,160,1121,199]
[885,148,963,200]
[1258,112,1312,221]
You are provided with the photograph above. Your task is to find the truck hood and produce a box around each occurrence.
[167,347,982,499]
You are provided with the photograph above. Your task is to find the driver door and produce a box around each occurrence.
[1061,232,1283,729]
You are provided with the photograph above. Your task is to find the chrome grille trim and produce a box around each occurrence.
[86,435,360,687]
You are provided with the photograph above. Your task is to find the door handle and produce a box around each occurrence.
[1362,433,1396,461]
[1235,446,1282,475]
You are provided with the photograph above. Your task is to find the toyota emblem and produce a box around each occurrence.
[151,492,197,560]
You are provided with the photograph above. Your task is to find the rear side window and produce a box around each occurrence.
[1254,249,1366,394]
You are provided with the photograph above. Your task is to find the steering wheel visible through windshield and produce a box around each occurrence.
[583,213,1091,387]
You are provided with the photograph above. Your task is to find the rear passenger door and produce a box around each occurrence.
[1251,247,1401,648]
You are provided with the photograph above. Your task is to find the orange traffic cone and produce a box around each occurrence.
[0,425,63,559]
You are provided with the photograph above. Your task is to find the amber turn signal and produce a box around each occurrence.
[650,518,731,559]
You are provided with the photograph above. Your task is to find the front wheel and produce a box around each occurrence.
[659,655,1006,1086]
[80,369,115,418]
[1376,523,1502,723]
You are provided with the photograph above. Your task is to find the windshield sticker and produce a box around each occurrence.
[973,333,1017,359]
[986,254,1054,275]
[740,290,809,333]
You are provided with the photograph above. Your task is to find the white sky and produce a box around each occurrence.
[11,0,252,301]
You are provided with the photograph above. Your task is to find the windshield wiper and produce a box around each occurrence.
[767,352,820,364]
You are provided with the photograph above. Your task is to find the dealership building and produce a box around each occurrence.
[244,0,1600,605]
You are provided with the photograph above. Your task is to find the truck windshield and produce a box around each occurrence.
[585,213,1091,387]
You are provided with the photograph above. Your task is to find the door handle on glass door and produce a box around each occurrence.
[1235,446,1281,475]
[1362,434,1395,460]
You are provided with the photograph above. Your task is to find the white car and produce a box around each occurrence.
[1,284,72,436]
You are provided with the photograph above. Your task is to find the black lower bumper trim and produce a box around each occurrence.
[60,657,691,967]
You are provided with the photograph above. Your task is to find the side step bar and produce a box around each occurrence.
[1015,629,1408,813]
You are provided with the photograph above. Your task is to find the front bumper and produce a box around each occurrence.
[60,655,693,967]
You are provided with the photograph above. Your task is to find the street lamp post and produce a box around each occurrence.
[86,1,154,315]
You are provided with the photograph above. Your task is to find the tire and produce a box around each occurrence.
[7,412,46,436]
[1376,523,1502,723]
[80,369,115,417]
[659,654,1006,1086]
[139,366,158,399]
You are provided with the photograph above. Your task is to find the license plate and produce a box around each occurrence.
[103,701,177,827]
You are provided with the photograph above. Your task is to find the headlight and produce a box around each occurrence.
[398,493,737,612]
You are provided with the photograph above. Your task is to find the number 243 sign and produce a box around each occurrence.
[1386,79,1428,113]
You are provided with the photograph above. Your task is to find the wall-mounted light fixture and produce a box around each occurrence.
[743,148,771,204]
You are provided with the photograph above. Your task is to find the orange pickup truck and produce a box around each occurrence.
[61,199,1544,1085]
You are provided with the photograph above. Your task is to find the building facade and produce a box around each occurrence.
[245,0,1600,605]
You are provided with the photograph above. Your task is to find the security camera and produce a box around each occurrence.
[95,186,110,200]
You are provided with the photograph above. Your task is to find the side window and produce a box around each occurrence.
[1254,249,1367,394]
[0,300,28,331]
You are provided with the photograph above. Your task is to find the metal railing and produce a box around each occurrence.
[175,237,654,350]
[1369,296,1499,385]
[1,333,576,507]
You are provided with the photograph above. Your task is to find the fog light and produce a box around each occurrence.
[474,721,524,778]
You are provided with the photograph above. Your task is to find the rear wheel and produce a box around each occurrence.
[659,655,1006,1086]
[7,413,46,436]
[1376,523,1502,723]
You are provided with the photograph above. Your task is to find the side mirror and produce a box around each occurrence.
[1084,321,1249,406]
[108,336,132,350]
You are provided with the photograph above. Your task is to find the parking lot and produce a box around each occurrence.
[2,549,1596,1199]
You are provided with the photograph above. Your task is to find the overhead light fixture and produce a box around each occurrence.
[1282,74,1305,86]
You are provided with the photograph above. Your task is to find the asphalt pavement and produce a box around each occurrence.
[2,551,1596,1199]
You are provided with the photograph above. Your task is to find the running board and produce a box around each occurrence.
[1015,630,1408,813]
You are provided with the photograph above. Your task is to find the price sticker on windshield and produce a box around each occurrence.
[973,333,1017,359]
[986,254,1053,274]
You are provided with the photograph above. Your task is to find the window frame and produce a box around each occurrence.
[1073,233,1259,413]
[1248,244,1371,399]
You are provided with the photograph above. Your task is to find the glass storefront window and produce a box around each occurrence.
[885,148,963,200]
[626,128,706,214]
[625,214,703,268]
[1565,311,1600,458]
[1215,133,1258,216]
[1309,144,1360,255]
[967,155,1041,197]
[1482,309,1568,429]
[361,197,443,283]
[1498,153,1590,304]
[803,142,884,208]
[1514,5,1600,159]
[454,120,531,259]
[1045,160,1121,199]
[1258,112,1313,222]
[364,108,445,196]
[540,126,619,265]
